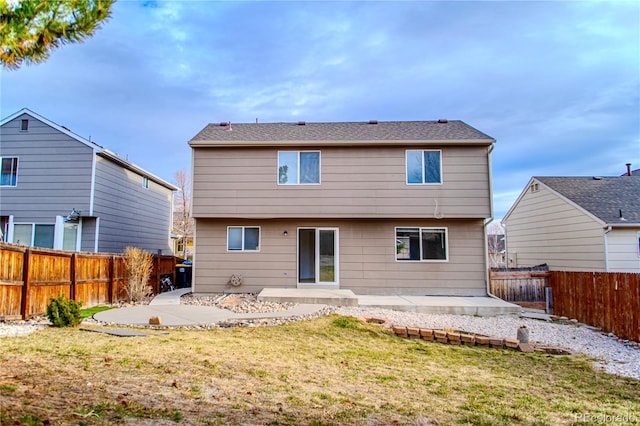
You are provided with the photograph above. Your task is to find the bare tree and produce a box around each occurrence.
[173,169,194,260]
[487,222,506,269]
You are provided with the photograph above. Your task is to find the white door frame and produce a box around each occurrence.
[296,227,339,288]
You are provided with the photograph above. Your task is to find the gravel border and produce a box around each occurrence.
[335,306,640,380]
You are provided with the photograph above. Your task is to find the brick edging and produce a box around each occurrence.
[360,316,571,355]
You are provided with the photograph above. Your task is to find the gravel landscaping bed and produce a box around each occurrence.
[336,306,640,381]
[2,293,638,380]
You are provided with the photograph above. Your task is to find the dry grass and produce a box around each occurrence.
[0,315,638,425]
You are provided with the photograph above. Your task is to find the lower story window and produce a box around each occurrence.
[227,226,260,251]
[13,223,55,248]
[396,227,448,261]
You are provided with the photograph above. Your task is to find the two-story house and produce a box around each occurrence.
[188,120,496,295]
[0,108,177,254]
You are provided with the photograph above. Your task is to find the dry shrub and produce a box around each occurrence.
[123,246,153,302]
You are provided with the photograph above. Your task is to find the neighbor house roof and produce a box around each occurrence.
[189,120,495,147]
[536,176,640,226]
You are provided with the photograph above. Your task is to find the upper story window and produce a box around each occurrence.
[1,157,18,186]
[396,227,448,262]
[142,176,149,188]
[227,226,260,251]
[406,150,442,184]
[278,151,320,185]
[21,119,29,131]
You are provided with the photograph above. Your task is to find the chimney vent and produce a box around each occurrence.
[368,120,378,124]
[626,163,632,176]
[297,121,306,126]
[437,119,448,124]
[219,122,229,127]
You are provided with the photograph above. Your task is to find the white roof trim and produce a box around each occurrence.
[502,177,536,223]
[97,149,178,191]
[1,108,177,191]
[502,177,606,226]
[1,108,103,150]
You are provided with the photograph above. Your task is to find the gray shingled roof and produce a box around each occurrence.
[189,120,494,145]
[536,176,640,225]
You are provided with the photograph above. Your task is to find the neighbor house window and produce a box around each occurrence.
[21,119,29,131]
[406,150,442,184]
[227,226,260,251]
[142,176,149,188]
[396,227,448,261]
[278,151,320,184]
[1,157,18,186]
[12,223,55,248]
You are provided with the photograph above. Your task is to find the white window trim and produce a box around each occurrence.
[20,119,29,132]
[12,223,34,246]
[405,149,443,185]
[53,216,83,251]
[395,226,449,262]
[0,156,19,187]
[12,223,56,248]
[142,176,149,189]
[226,226,261,252]
[277,150,321,185]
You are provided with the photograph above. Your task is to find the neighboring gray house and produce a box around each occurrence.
[503,172,640,272]
[0,108,177,254]
[189,119,496,296]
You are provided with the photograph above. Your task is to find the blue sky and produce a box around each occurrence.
[1,0,638,219]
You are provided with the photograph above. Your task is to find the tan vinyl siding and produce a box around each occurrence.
[193,218,487,296]
[504,184,606,271]
[606,228,640,272]
[192,145,490,219]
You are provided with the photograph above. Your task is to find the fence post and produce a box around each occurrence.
[20,248,31,320]
[70,253,77,302]
[545,287,553,314]
[108,256,115,304]
[153,254,159,294]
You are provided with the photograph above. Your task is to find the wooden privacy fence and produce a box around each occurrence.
[0,243,178,320]
[548,271,640,342]
[489,269,550,302]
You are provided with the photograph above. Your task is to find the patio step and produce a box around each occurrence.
[257,288,359,306]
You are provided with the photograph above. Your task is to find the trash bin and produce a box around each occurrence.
[175,263,192,288]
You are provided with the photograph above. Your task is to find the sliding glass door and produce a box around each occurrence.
[298,228,338,286]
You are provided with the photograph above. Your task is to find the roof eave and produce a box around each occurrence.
[98,150,178,191]
[189,138,495,148]
[604,222,640,228]
[1,108,104,151]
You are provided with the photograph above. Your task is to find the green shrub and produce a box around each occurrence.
[46,294,83,327]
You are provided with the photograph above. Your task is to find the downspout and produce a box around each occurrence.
[484,142,500,299]
[603,226,612,272]
[7,215,14,243]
